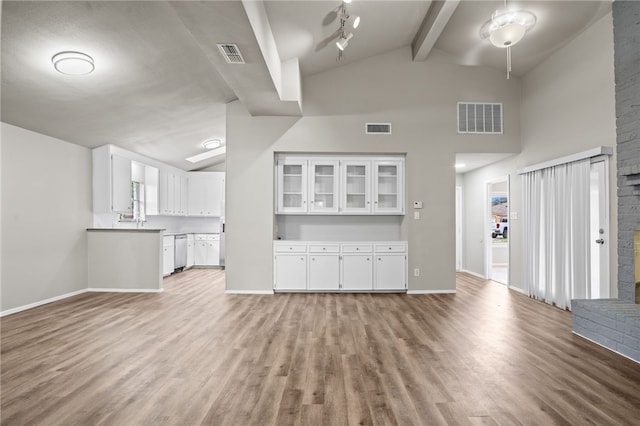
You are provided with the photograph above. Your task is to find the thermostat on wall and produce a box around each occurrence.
[413,201,423,209]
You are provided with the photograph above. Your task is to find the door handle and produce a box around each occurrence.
[595,239,605,245]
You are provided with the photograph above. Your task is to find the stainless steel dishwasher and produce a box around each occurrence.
[174,234,187,271]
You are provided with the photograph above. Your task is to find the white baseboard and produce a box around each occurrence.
[460,269,486,279]
[572,331,640,364]
[0,288,88,317]
[225,289,274,295]
[87,288,164,293]
[407,289,457,295]
[509,286,527,295]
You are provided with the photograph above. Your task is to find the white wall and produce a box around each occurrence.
[226,46,521,292]
[1,123,93,312]
[460,12,617,294]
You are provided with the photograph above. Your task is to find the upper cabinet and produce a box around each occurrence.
[111,154,133,213]
[187,172,224,217]
[309,160,339,214]
[341,160,371,214]
[92,145,224,221]
[275,154,404,215]
[277,159,308,213]
[373,160,404,214]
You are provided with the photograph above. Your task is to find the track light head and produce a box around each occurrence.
[336,32,354,51]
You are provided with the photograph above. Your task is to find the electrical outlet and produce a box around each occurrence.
[414,268,420,277]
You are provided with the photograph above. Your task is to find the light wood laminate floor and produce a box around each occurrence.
[2,270,640,425]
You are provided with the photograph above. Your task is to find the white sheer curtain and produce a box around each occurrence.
[522,159,591,310]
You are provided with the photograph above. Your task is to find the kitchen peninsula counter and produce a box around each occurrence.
[87,228,163,292]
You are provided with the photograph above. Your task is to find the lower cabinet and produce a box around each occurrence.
[273,241,406,292]
[274,254,307,290]
[186,234,194,268]
[163,236,175,276]
[194,234,220,266]
[309,255,340,290]
[375,255,406,290]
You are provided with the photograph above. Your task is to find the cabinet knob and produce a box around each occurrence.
[367,258,370,261]
[311,258,315,261]
[301,257,304,261]
[378,258,382,261]
[356,248,359,251]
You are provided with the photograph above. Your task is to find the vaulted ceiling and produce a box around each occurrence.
[1,1,611,170]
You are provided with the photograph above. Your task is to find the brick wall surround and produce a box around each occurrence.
[572,1,640,363]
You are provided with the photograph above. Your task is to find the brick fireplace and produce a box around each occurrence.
[572,1,640,362]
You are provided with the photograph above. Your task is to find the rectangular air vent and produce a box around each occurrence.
[366,123,392,134]
[217,43,246,64]
[457,102,502,134]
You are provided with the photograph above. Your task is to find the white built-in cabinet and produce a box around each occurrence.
[194,234,220,266]
[163,236,175,276]
[275,154,404,215]
[273,241,407,292]
[277,159,308,213]
[92,145,224,219]
[111,154,133,213]
[186,234,195,268]
[188,173,224,217]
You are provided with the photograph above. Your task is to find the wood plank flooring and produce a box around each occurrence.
[2,270,640,425]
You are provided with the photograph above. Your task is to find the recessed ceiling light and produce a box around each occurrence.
[52,51,95,75]
[203,139,222,150]
[186,146,226,163]
[455,163,466,169]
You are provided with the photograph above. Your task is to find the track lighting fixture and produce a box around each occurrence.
[336,0,360,60]
[336,33,353,51]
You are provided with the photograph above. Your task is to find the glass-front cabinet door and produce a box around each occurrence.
[373,160,404,214]
[341,160,371,214]
[277,159,308,213]
[309,160,339,213]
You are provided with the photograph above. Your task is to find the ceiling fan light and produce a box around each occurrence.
[489,23,526,48]
[52,51,95,75]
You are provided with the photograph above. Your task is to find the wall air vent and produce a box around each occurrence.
[217,44,246,64]
[457,102,503,134]
[366,123,392,134]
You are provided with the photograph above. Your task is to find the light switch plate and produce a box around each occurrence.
[414,211,420,220]
[510,212,518,220]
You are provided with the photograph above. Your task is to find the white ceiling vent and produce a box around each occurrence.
[366,123,392,134]
[457,102,503,134]
[217,44,245,64]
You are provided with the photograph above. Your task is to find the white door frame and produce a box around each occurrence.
[590,156,610,298]
[455,186,463,272]
[485,176,510,284]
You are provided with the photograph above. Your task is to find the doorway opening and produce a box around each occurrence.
[455,186,462,272]
[486,177,509,285]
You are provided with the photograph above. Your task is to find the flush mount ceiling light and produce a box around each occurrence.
[479,1,536,79]
[335,0,361,60]
[455,163,466,169]
[203,138,223,150]
[51,51,95,75]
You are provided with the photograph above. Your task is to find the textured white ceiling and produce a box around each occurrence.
[1,1,612,171]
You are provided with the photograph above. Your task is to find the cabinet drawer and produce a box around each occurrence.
[163,236,175,247]
[195,234,208,241]
[275,244,307,253]
[341,244,373,253]
[374,244,406,253]
[206,234,220,241]
[308,244,339,253]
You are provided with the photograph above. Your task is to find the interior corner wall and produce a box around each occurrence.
[225,46,521,293]
[1,123,92,312]
[460,12,617,294]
